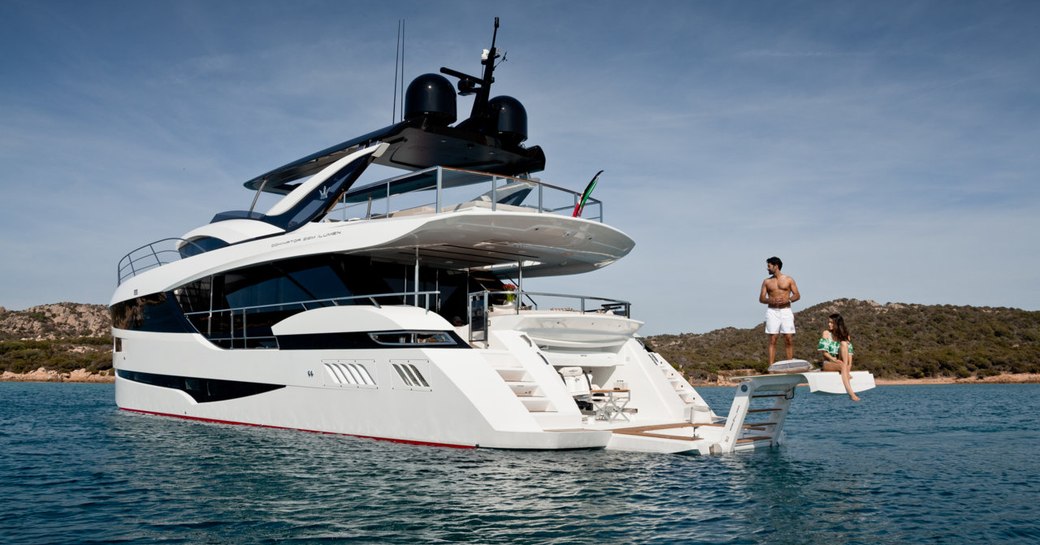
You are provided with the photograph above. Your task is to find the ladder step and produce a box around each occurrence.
[496,368,530,382]
[752,394,787,398]
[737,435,774,443]
[623,431,702,442]
[613,422,697,433]
[747,408,782,413]
[611,423,701,442]
[520,397,553,412]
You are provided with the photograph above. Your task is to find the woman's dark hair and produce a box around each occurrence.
[829,313,850,342]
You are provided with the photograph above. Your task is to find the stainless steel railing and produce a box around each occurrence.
[323,166,604,223]
[467,289,631,343]
[117,238,206,285]
[182,290,440,349]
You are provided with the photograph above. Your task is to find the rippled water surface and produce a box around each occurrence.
[1,382,1037,544]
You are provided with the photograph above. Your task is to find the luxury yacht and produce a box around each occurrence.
[111,19,873,454]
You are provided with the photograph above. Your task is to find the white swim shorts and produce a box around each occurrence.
[765,307,795,334]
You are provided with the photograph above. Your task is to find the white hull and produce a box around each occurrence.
[114,305,874,454]
[113,305,698,451]
[114,310,609,449]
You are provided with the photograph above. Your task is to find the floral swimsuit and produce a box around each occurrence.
[817,337,854,357]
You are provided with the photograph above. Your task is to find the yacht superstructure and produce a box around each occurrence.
[111,19,873,454]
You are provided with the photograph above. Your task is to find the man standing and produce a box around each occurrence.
[759,256,800,365]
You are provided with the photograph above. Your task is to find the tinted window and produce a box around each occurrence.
[111,292,193,333]
[225,261,349,309]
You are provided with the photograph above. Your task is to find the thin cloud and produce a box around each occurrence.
[1,1,1038,334]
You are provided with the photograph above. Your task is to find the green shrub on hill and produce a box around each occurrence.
[0,338,111,374]
[2,299,1038,380]
[649,299,1040,381]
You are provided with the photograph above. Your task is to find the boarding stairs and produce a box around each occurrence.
[650,352,697,402]
[608,374,800,453]
[483,349,557,414]
[713,372,816,452]
[648,351,713,418]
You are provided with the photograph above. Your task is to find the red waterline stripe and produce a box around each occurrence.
[119,407,477,449]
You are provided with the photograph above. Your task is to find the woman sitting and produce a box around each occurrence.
[817,313,860,402]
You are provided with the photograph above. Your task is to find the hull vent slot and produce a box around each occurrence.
[392,362,430,389]
[324,361,376,387]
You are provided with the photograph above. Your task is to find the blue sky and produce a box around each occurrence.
[2,0,1038,334]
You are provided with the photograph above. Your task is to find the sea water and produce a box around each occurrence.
[1,382,1037,544]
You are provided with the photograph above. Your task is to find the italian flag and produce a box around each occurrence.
[572,170,603,218]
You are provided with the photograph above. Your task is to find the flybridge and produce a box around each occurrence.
[243,17,545,197]
[115,165,607,285]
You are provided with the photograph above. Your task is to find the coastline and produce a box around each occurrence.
[689,372,1040,387]
[1,368,114,383]
[1,368,1038,385]
[872,373,1040,385]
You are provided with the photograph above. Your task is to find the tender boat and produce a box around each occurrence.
[111,19,873,454]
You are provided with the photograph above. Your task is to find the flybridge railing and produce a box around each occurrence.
[117,238,205,285]
[323,166,604,223]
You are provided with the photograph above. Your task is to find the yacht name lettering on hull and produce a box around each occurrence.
[270,230,343,249]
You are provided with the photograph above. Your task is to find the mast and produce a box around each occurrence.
[440,17,501,133]
[244,17,545,194]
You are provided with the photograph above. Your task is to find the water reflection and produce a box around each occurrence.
[3,383,1039,544]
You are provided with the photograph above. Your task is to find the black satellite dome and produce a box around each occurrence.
[405,73,457,125]
[488,96,527,146]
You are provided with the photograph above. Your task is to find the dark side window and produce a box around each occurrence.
[111,292,193,333]
[224,260,349,309]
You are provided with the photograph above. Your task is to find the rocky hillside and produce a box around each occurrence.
[648,299,1040,381]
[3,299,1039,381]
[0,303,111,376]
[0,302,109,340]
